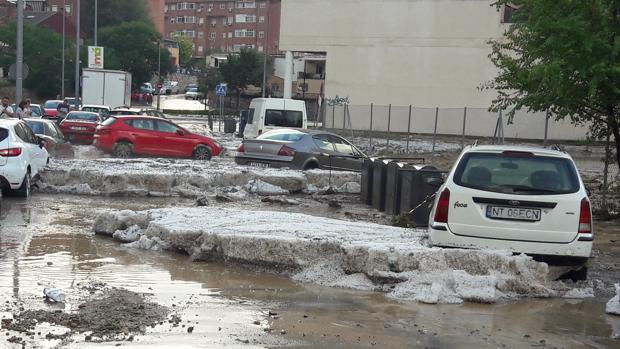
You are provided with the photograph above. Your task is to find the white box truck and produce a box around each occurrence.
[81,68,132,108]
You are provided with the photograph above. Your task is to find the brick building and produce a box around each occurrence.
[147,0,166,37]
[163,0,281,59]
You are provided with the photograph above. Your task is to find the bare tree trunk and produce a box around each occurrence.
[610,114,620,170]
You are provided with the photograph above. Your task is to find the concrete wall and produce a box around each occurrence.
[280,0,590,140]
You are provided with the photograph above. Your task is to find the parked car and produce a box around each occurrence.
[109,108,146,116]
[59,111,103,144]
[93,115,223,160]
[43,100,63,119]
[0,119,49,197]
[81,104,111,118]
[65,97,81,111]
[140,82,155,94]
[428,145,593,263]
[24,118,74,158]
[185,88,203,100]
[243,98,307,139]
[185,83,198,93]
[11,103,46,118]
[143,109,167,119]
[235,129,365,171]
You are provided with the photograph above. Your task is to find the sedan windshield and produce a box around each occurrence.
[25,121,44,135]
[453,152,580,195]
[66,113,98,122]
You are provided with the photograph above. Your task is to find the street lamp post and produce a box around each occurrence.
[261,0,270,97]
[16,0,24,103]
[61,0,66,98]
[157,41,161,110]
[94,0,98,46]
[75,0,81,101]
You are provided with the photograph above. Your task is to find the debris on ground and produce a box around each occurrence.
[261,197,301,205]
[4,289,168,341]
[93,207,592,304]
[607,284,620,316]
[43,288,65,303]
[246,179,289,196]
[196,196,210,206]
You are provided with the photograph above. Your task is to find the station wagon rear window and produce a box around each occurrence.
[453,152,580,195]
[265,109,303,128]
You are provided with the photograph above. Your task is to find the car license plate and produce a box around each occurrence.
[72,126,87,131]
[486,206,541,222]
[249,162,269,168]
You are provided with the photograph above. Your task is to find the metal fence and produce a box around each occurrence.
[318,104,591,144]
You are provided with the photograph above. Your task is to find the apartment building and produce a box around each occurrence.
[43,0,76,22]
[164,0,280,58]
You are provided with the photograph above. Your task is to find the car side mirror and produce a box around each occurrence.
[176,129,186,136]
[426,176,444,187]
[37,136,45,148]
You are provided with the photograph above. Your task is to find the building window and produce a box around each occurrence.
[259,2,266,8]
[210,32,216,39]
[259,16,265,23]
[222,33,226,38]
[176,2,196,10]
[198,31,204,38]
[258,46,263,52]
[50,5,58,12]
[236,1,256,9]
[198,46,203,53]
[228,16,234,24]
[208,3,213,9]
[65,5,71,13]
[246,15,256,23]
[228,32,233,38]
[246,30,255,38]
[170,17,176,23]
[258,31,265,39]
[502,4,523,23]
[220,3,226,9]
[234,29,244,38]
[177,16,184,23]
[199,18,204,24]
[186,16,196,23]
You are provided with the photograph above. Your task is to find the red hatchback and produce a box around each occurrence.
[43,100,63,119]
[59,111,103,144]
[93,116,223,160]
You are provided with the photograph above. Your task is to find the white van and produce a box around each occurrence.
[243,98,307,139]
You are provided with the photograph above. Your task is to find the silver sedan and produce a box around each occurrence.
[234,129,366,172]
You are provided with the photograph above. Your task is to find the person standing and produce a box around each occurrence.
[16,100,28,119]
[24,98,33,117]
[56,99,70,123]
[0,97,15,118]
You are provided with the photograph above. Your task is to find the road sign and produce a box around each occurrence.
[216,84,227,96]
[88,46,104,69]
[8,63,29,81]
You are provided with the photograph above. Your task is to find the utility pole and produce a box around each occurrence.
[16,0,24,103]
[61,0,66,98]
[94,0,98,45]
[261,0,270,97]
[75,0,81,100]
[157,41,161,110]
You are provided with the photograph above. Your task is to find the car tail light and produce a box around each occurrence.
[278,145,296,157]
[433,188,450,223]
[0,148,22,157]
[237,143,245,152]
[578,198,592,235]
[95,128,111,135]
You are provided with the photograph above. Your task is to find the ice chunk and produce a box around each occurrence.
[606,283,620,316]
[245,179,289,196]
[112,225,143,243]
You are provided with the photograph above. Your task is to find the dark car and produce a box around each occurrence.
[235,129,366,172]
[59,111,103,144]
[93,116,223,160]
[24,118,74,158]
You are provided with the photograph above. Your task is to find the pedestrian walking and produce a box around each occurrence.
[0,97,15,118]
[57,98,70,124]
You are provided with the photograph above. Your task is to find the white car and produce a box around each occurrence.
[81,104,111,118]
[185,88,202,100]
[0,119,49,197]
[428,145,592,260]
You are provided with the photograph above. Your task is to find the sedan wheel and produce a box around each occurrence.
[15,170,31,198]
[193,146,212,161]
[113,142,133,158]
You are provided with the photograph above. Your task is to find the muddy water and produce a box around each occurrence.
[0,195,618,348]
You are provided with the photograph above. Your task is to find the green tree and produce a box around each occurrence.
[80,0,149,38]
[219,49,272,107]
[99,21,172,86]
[0,22,74,98]
[198,66,222,101]
[485,0,620,168]
[173,35,194,68]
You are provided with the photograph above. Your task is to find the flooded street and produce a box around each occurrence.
[0,194,618,348]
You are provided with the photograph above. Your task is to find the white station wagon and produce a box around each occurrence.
[429,145,592,260]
